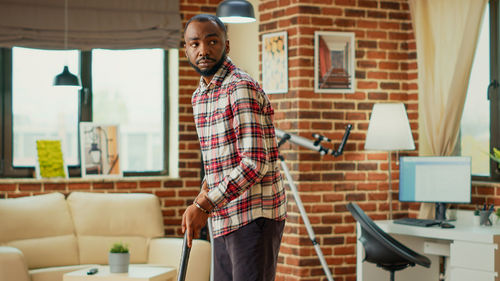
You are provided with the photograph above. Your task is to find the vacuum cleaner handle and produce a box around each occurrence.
[177,232,191,281]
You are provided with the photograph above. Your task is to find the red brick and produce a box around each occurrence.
[379,61,399,70]
[357,81,377,89]
[93,182,113,190]
[68,183,91,190]
[357,20,377,29]
[367,51,386,59]
[335,19,356,27]
[379,41,398,50]
[322,7,343,15]
[345,9,366,18]
[19,184,42,191]
[44,183,66,191]
[335,0,356,6]
[0,184,16,191]
[358,0,378,8]
[367,71,388,79]
[116,182,137,189]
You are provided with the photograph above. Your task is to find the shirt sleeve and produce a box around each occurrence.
[206,81,273,209]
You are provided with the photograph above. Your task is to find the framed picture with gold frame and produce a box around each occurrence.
[262,31,288,94]
[314,31,356,93]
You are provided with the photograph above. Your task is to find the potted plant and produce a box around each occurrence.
[109,242,129,273]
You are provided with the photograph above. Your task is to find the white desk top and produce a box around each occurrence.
[375,211,500,243]
[64,265,176,281]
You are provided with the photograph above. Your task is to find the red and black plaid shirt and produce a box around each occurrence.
[191,57,287,237]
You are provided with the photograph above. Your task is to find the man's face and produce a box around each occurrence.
[184,20,230,81]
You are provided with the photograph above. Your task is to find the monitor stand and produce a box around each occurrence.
[435,203,447,221]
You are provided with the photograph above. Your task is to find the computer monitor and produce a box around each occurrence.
[399,156,471,221]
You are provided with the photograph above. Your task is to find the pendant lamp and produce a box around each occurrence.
[54,0,81,87]
[216,0,256,24]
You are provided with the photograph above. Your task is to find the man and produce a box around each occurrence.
[181,14,287,281]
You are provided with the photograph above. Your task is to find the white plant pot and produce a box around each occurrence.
[109,252,130,273]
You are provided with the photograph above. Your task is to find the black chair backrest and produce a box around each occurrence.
[347,203,431,270]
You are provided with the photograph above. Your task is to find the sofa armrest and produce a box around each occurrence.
[148,238,211,281]
[0,246,30,281]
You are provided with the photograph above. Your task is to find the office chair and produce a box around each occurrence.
[347,203,431,281]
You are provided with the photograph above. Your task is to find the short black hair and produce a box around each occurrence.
[184,14,227,38]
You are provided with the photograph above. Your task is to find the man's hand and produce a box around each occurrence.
[181,204,209,248]
[182,180,213,248]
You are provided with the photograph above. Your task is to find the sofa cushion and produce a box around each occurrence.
[0,193,75,242]
[6,235,79,269]
[0,193,79,269]
[67,192,164,264]
[67,192,164,237]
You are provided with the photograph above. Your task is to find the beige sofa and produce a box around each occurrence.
[0,192,210,281]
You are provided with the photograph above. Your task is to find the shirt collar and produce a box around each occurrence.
[198,56,234,92]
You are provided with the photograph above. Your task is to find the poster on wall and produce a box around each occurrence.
[35,139,68,179]
[314,31,356,93]
[80,122,121,177]
[262,31,288,94]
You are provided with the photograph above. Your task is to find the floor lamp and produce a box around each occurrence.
[364,103,415,219]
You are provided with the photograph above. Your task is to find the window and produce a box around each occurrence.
[0,47,175,177]
[460,0,500,181]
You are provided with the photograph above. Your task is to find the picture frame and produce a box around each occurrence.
[314,31,356,93]
[79,122,122,177]
[35,139,68,179]
[262,31,288,94]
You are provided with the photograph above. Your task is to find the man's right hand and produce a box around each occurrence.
[181,203,209,248]
[181,180,213,248]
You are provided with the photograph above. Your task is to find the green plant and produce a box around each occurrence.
[489,147,500,169]
[109,242,129,253]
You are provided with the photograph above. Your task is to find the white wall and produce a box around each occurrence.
[226,0,260,83]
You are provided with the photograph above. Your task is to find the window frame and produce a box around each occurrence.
[0,48,170,178]
[466,0,500,182]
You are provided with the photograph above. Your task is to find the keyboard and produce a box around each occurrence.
[393,218,441,227]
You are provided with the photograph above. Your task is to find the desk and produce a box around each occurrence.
[356,212,500,281]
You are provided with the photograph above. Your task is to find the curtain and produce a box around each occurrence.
[0,0,181,50]
[409,0,486,218]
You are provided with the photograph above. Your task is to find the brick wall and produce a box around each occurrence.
[260,1,417,280]
[2,1,500,281]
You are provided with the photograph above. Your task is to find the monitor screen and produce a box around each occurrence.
[399,156,471,204]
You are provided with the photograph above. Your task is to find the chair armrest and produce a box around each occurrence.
[0,246,30,281]
[148,237,211,281]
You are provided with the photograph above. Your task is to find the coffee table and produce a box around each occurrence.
[63,265,176,281]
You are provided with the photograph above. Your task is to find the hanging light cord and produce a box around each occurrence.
[64,0,68,50]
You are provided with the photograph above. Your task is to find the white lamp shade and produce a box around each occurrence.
[364,103,415,151]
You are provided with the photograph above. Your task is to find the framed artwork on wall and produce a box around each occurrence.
[314,31,356,93]
[35,139,68,179]
[80,122,122,177]
[262,31,288,94]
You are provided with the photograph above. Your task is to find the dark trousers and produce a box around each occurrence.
[213,217,286,281]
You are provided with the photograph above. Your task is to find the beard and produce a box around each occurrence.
[189,51,227,78]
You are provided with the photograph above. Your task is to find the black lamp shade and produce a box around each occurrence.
[216,0,256,23]
[54,65,81,87]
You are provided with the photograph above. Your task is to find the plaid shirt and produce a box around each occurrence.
[191,57,287,237]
